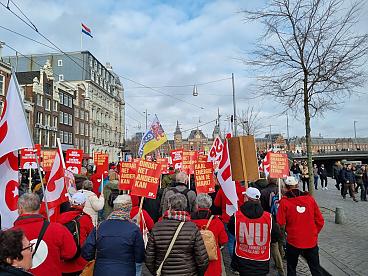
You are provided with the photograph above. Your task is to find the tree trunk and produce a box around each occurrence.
[303,78,314,196]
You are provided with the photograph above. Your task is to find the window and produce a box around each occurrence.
[68,133,73,144]
[63,113,68,124]
[80,122,84,135]
[37,112,43,124]
[85,124,88,136]
[0,75,5,95]
[53,116,58,127]
[80,139,84,151]
[45,131,50,147]
[85,112,88,121]
[68,114,73,126]
[60,130,64,143]
[51,132,57,147]
[36,129,42,144]
[37,94,43,106]
[63,132,68,144]
[45,99,51,111]
[53,100,58,111]
[75,121,79,134]
[44,83,52,95]
[75,108,79,118]
[58,74,64,81]
[45,114,51,126]
[80,110,84,120]
[75,138,79,148]
[59,112,64,124]
[57,59,63,67]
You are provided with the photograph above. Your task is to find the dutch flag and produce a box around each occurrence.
[81,23,93,38]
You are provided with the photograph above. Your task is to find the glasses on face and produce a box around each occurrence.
[22,242,35,253]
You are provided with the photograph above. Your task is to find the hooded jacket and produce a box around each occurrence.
[13,214,76,276]
[228,201,281,276]
[277,189,324,249]
[78,189,104,226]
[102,180,119,218]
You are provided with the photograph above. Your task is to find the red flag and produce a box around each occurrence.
[0,152,19,229]
[42,148,67,210]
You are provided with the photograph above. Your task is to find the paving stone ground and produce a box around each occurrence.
[311,178,368,276]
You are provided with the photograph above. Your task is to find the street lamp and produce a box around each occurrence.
[143,109,150,130]
[354,120,357,139]
[192,85,198,96]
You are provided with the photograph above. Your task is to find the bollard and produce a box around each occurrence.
[335,207,346,224]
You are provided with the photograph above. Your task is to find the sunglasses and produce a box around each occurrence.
[22,242,35,253]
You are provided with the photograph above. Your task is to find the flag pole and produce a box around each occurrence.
[28,168,32,193]
[11,68,50,220]
[56,138,66,169]
[80,32,83,51]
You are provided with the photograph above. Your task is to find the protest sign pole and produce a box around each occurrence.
[137,197,145,226]
[34,151,50,221]
[238,138,248,186]
[278,178,282,198]
[28,168,32,193]
[188,175,191,190]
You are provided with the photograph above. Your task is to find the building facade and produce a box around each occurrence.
[5,51,125,161]
[0,60,11,115]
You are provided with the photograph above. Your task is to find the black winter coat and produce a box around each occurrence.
[228,201,282,276]
[342,169,356,184]
[145,219,209,276]
[0,265,33,276]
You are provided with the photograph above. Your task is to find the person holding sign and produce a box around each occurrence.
[228,187,281,276]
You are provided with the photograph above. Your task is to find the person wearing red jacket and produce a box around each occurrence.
[130,196,154,232]
[58,192,94,276]
[214,180,245,260]
[277,176,324,276]
[191,194,228,276]
[13,193,77,276]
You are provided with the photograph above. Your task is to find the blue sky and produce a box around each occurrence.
[1,0,367,139]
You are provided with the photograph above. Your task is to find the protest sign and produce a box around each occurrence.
[194,162,215,194]
[208,137,223,170]
[131,160,161,199]
[64,169,76,193]
[94,153,109,176]
[228,135,259,183]
[268,152,289,178]
[65,149,83,174]
[119,162,137,190]
[170,149,183,170]
[20,144,41,169]
[182,150,198,175]
[156,157,169,174]
[41,150,57,171]
[197,154,208,163]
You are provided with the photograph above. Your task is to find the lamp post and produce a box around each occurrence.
[143,109,150,130]
[354,120,357,139]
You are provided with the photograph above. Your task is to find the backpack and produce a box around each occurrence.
[63,213,84,259]
[170,187,191,212]
[269,191,280,217]
[200,215,218,261]
[108,189,120,207]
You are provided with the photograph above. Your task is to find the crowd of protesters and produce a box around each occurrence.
[0,161,330,276]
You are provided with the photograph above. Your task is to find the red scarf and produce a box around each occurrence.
[163,210,191,222]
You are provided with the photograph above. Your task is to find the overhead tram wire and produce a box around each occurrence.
[1,1,206,110]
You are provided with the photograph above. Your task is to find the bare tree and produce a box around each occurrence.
[237,106,263,136]
[243,0,368,194]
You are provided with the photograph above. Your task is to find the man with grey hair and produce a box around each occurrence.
[160,171,197,215]
[13,193,77,276]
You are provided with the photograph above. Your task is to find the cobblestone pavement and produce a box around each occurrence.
[311,178,368,276]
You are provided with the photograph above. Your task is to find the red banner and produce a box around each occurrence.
[41,150,57,171]
[20,144,41,169]
[170,149,183,170]
[182,150,198,175]
[119,162,137,190]
[131,160,161,199]
[268,152,290,178]
[157,157,169,174]
[194,162,215,194]
[65,149,83,174]
[94,153,109,176]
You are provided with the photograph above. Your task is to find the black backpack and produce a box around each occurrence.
[63,213,84,260]
[108,189,120,207]
[170,187,191,212]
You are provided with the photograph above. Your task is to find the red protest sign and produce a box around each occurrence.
[156,158,169,174]
[182,150,198,175]
[65,149,83,174]
[20,144,41,169]
[131,160,161,199]
[197,154,208,163]
[119,162,137,190]
[95,153,109,176]
[268,152,290,178]
[170,149,183,170]
[41,150,57,171]
[194,162,215,194]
